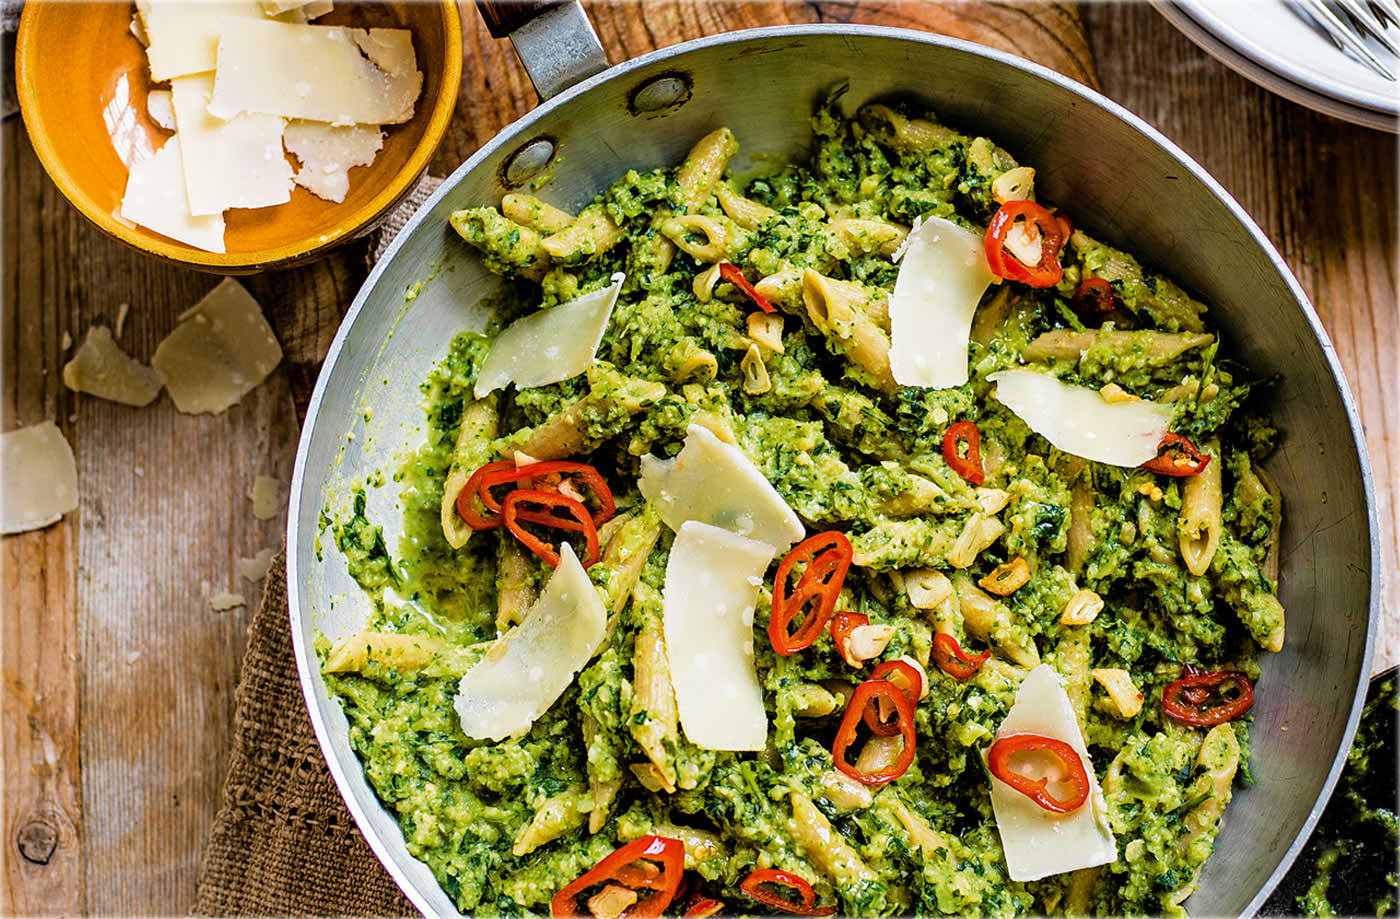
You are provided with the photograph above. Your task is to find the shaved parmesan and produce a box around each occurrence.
[890,216,998,389]
[119,138,226,253]
[663,521,774,750]
[638,423,804,550]
[238,547,276,582]
[1,422,78,535]
[208,588,246,612]
[146,90,175,131]
[135,2,264,81]
[454,543,605,741]
[209,20,422,125]
[61,325,165,406]
[283,121,384,203]
[987,664,1116,881]
[152,279,282,414]
[248,474,284,519]
[988,369,1174,467]
[170,73,292,216]
[474,274,624,398]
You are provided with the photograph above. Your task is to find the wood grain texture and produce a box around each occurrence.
[0,2,1393,914]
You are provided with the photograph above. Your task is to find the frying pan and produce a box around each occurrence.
[287,4,1380,915]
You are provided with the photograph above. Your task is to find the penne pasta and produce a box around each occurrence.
[501,192,574,233]
[540,203,626,265]
[1178,438,1223,576]
[801,269,896,392]
[440,396,500,549]
[676,127,738,212]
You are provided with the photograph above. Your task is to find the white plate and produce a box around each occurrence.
[1156,1,1399,131]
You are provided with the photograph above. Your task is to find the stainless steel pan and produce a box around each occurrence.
[287,7,1380,915]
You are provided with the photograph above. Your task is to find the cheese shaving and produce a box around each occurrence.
[663,521,774,750]
[475,274,624,398]
[454,543,605,741]
[62,325,165,407]
[889,216,997,389]
[152,279,283,415]
[988,369,1175,467]
[638,423,804,550]
[1,422,79,535]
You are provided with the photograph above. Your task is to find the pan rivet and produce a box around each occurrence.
[629,74,692,114]
[504,138,555,187]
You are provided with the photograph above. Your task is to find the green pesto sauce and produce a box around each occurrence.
[321,91,1284,917]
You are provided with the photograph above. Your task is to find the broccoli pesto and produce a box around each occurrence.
[321,91,1286,916]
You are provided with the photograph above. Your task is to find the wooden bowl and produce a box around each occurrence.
[16,1,462,273]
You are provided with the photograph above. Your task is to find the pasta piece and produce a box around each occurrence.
[1065,466,1094,576]
[818,770,873,810]
[676,127,738,212]
[630,597,681,793]
[1070,230,1208,332]
[801,269,896,393]
[1168,725,1240,906]
[665,341,718,383]
[975,487,1012,515]
[513,788,589,856]
[1178,438,1223,576]
[787,792,878,885]
[825,218,908,258]
[541,203,625,266]
[324,631,484,676]
[502,192,574,233]
[689,410,741,447]
[597,508,662,614]
[439,396,500,548]
[449,207,550,279]
[1064,868,1100,917]
[789,683,843,719]
[1056,627,1093,723]
[1213,533,1286,652]
[581,713,621,834]
[616,821,726,867]
[857,103,958,152]
[506,366,666,459]
[878,471,947,517]
[752,269,804,311]
[715,181,776,230]
[660,214,743,263]
[1022,329,1214,364]
[495,539,536,633]
[953,574,1039,668]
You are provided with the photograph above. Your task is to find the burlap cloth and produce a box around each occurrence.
[193,12,1098,916]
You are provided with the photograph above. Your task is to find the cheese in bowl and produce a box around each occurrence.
[122,2,422,253]
[318,90,1283,917]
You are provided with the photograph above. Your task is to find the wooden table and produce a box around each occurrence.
[3,2,1395,913]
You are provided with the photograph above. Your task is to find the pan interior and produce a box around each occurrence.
[288,27,1376,919]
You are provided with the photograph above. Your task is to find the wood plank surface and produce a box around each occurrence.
[0,2,1394,914]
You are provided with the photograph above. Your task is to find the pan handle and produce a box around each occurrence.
[475,0,610,101]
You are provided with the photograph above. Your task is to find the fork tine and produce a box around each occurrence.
[1368,0,1400,26]
[1335,0,1400,53]
[1295,0,1397,79]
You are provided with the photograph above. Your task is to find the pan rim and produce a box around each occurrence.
[286,23,1381,918]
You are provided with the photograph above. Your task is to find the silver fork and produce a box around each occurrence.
[1294,0,1398,79]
